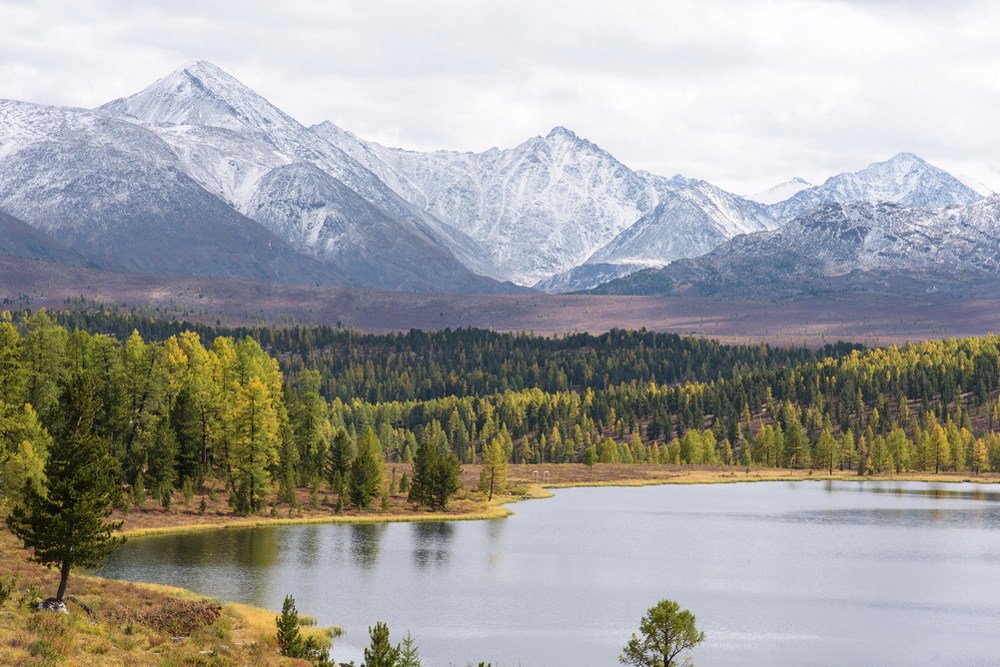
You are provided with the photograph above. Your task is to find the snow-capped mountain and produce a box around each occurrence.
[0,99,338,284]
[536,179,779,292]
[747,177,812,205]
[99,61,508,293]
[313,122,667,285]
[770,153,982,222]
[4,60,997,299]
[587,180,777,265]
[592,198,1000,296]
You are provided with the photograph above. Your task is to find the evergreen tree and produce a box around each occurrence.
[398,631,421,667]
[427,451,461,511]
[276,594,303,657]
[363,621,400,667]
[5,375,124,601]
[327,429,354,491]
[350,427,384,509]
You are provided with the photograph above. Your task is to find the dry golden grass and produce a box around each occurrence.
[0,529,324,666]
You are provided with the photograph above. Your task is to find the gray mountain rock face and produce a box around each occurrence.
[312,121,780,287]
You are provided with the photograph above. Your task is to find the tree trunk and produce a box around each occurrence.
[56,560,71,601]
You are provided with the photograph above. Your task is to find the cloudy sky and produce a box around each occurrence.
[2,0,999,193]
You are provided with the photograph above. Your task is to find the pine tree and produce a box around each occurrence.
[398,631,422,667]
[363,621,401,667]
[327,429,354,492]
[275,594,303,657]
[350,427,384,509]
[428,451,461,511]
[6,375,124,601]
[408,437,435,508]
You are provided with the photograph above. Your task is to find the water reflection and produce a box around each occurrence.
[412,522,454,569]
[350,523,384,569]
[781,507,1000,528]
[831,482,1000,503]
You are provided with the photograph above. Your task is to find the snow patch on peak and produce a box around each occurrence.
[747,177,812,205]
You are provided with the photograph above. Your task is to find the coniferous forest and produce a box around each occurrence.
[3,308,1000,521]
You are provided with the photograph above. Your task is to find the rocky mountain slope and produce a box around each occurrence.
[313,121,783,287]
[313,122,666,285]
[0,209,85,265]
[536,180,779,292]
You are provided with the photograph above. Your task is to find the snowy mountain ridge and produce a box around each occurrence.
[770,152,982,222]
[0,60,994,297]
[592,197,1000,296]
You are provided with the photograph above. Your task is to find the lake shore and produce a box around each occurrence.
[5,464,998,664]
[116,463,1000,539]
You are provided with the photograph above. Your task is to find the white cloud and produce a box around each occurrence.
[1,0,998,193]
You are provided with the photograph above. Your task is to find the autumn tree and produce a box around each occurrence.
[230,377,280,514]
[479,436,509,501]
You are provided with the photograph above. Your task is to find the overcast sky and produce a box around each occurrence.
[2,0,999,193]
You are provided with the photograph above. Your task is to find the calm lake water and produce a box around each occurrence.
[99,481,1000,665]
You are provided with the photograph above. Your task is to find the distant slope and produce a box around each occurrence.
[587,180,778,265]
[0,209,85,265]
[747,177,812,205]
[537,180,778,292]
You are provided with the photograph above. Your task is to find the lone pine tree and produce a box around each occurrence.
[6,375,124,602]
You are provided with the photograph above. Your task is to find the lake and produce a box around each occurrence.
[98,481,1000,665]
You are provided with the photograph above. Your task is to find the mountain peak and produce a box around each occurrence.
[887,151,925,163]
[546,126,578,140]
[748,177,813,205]
[99,60,289,133]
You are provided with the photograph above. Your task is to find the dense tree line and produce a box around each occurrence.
[3,310,1000,527]
[32,308,858,401]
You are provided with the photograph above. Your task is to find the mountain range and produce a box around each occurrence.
[0,60,995,298]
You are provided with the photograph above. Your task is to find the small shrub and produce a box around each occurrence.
[20,584,42,609]
[0,574,18,607]
[181,479,196,505]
